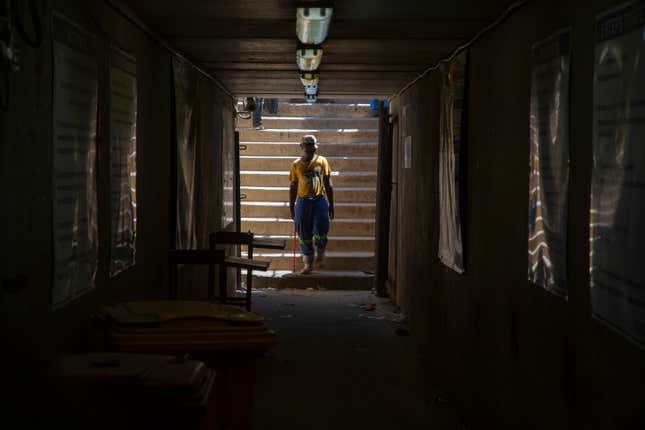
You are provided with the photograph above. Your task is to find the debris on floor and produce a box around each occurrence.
[395,327,411,336]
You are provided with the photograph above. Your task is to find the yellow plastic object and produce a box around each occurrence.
[104,301,265,326]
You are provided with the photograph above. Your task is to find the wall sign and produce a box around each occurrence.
[591,1,645,345]
[51,12,98,308]
[173,57,199,250]
[528,29,571,297]
[109,46,137,276]
[438,52,467,274]
[401,105,411,169]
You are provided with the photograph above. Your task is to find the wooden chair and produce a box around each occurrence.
[209,231,286,311]
[168,249,270,303]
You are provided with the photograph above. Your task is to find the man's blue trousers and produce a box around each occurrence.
[294,196,329,257]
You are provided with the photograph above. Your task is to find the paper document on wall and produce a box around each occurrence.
[222,107,235,228]
[109,47,137,276]
[403,136,412,169]
[528,29,571,297]
[401,105,411,169]
[51,12,98,308]
[438,52,467,274]
[173,57,199,249]
[591,1,645,346]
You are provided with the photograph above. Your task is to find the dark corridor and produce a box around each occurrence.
[2,1,645,429]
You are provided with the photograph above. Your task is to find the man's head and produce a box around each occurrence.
[300,134,318,158]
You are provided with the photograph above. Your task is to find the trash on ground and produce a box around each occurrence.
[382,312,406,323]
[395,327,411,336]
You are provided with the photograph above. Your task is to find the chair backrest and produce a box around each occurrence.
[167,249,225,300]
[209,231,254,260]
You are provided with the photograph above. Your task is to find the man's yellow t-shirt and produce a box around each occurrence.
[289,155,331,198]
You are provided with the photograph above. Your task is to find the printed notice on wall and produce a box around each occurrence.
[109,47,137,276]
[401,105,411,169]
[591,1,645,346]
[173,57,199,250]
[404,136,412,169]
[52,12,98,308]
[528,29,571,297]
[438,52,467,274]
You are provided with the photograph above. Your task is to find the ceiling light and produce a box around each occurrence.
[305,84,318,95]
[300,70,320,86]
[296,7,333,45]
[305,83,318,103]
[305,84,318,103]
[296,47,322,71]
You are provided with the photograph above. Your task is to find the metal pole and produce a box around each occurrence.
[293,227,297,272]
[374,100,393,297]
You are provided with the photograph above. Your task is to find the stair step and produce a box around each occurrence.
[241,171,377,187]
[241,202,376,218]
[238,116,378,130]
[245,270,374,290]
[241,141,379,157]
[242,239,374,253]
[242,218,375,236]
[269,103,375,117]
[253,237,374,253]
[239,129,378,143]
[248,253,375,271]
[240,186,377,203]
[240,156,377,172]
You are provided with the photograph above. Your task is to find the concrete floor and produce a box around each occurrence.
[251,289,463,430]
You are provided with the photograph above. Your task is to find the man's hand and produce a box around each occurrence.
[328,206,335,220]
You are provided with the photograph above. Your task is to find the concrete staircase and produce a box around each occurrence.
[237,100,378,289]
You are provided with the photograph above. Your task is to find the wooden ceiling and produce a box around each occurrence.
[122,0,515,98]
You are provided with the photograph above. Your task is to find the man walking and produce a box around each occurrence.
[289,135,335,274]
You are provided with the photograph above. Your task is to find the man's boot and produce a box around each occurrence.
[315,250,326,269]
[300,255,314,274]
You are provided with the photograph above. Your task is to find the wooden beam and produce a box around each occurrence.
[223,79,405,90]
[170,37,464,55]
[204,62,427,72]
[134,16,491,39]
[174,51,447,66]
[212,70,419,81]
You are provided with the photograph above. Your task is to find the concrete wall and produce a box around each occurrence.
[0,0,233,422]
[389,1,645,428]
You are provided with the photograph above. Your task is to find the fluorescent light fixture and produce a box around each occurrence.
[296,7,333,45]
[304,84,318,96]
[300,71,320,86]
[296,47,323,71]
[305,83,318,103]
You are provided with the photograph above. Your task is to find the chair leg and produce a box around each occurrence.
[169,264,178,299]
[207,263,215,301]
[219,263,227,304]
[246,269,253,311]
